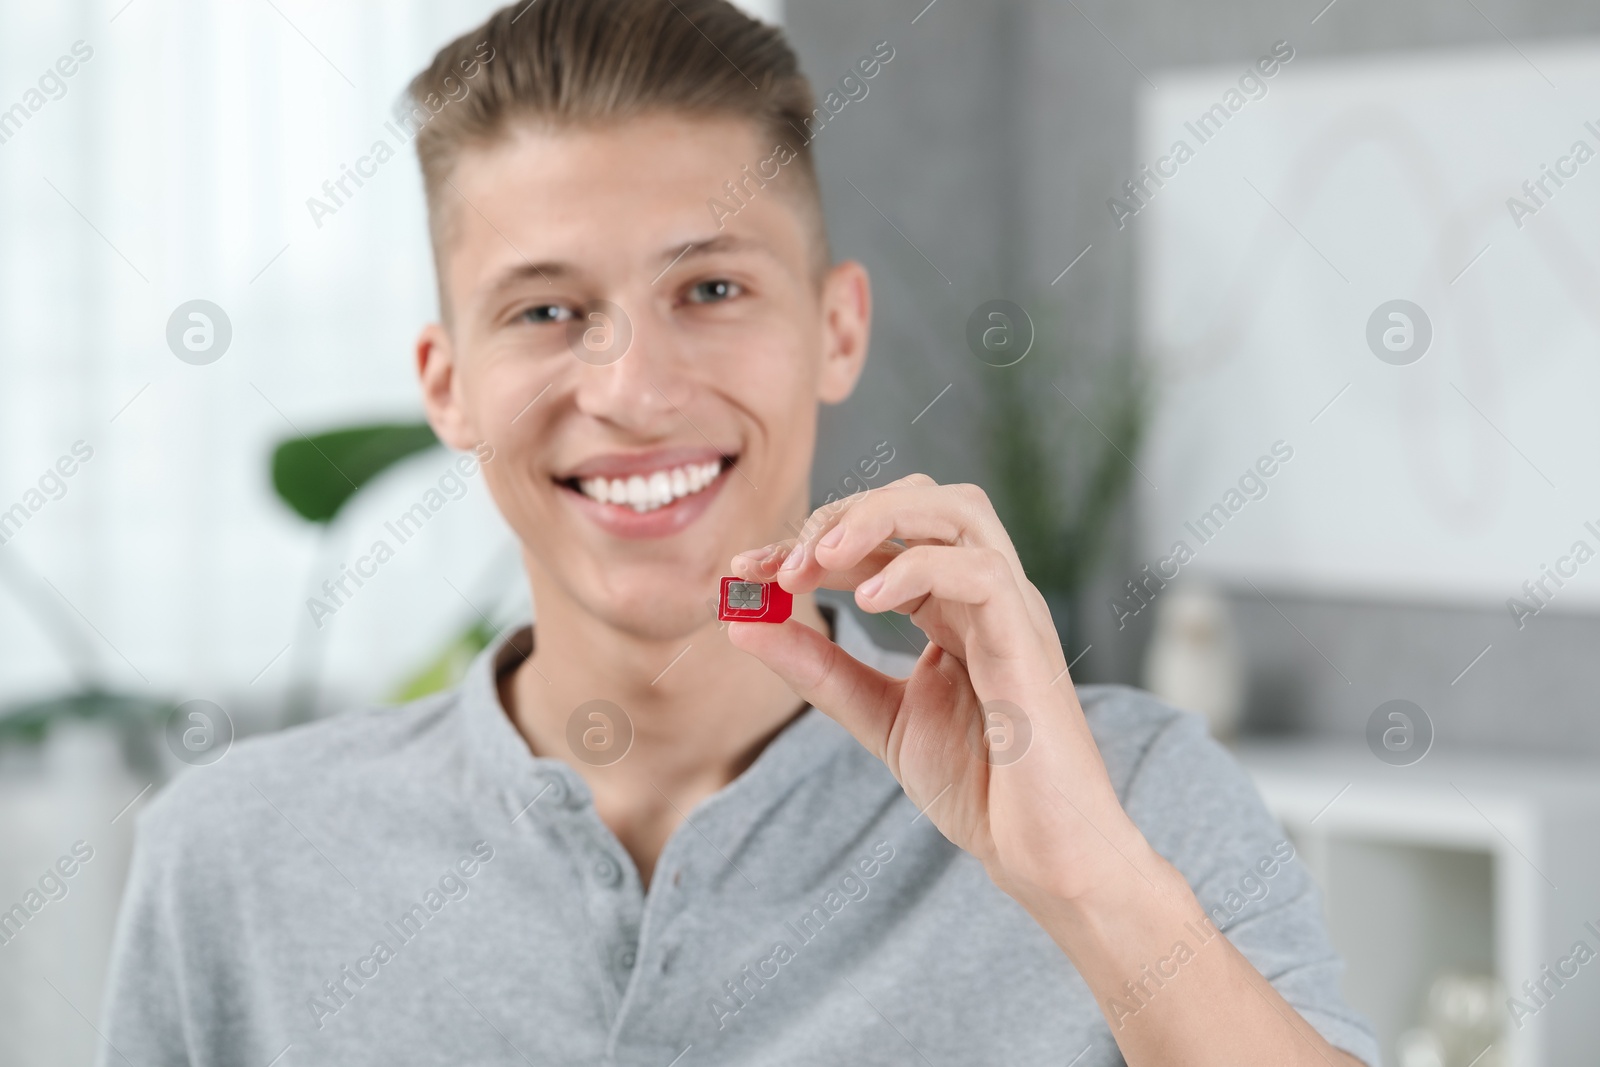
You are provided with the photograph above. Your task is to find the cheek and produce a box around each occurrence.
[477,453,547,534]
[464,362,563,518]
[728,343,817,442]
[466,344,558,443]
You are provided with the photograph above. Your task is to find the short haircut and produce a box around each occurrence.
[406,0,829,311]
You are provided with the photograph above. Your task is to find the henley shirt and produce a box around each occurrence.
[99,601,1379,1067]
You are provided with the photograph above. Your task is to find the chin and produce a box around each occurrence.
[592,583,720,643]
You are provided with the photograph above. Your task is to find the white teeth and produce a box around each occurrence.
[575,459,725,513]
[647,471,670,507]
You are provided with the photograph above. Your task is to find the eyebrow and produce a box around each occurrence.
[485,259,567,292]
[479,234,778,307]
[669,234,771,262]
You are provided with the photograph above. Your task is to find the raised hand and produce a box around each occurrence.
[726,473,1147,908]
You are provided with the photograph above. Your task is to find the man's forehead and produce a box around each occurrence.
[460,113,772,200]
[430,114,821,316]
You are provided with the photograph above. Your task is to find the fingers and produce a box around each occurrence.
[856,544,1009,612]
[755,478,1025,597]
[728,473,931,583]
[730,535,905,592]
[726,474,1065,679]
[726,617,901,761]
[855,545,1043,666]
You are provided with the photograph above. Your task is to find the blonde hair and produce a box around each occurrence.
[407,0,828,291]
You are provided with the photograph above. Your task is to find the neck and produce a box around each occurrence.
[502,557,830,885]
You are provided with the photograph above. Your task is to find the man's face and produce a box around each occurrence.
[417,114,870,641]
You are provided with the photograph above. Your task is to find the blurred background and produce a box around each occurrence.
[3,0,1599,1064]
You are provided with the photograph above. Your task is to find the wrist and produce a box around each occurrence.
[990,812,1159,908]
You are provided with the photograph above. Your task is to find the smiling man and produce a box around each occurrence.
[98,2,1377,1065]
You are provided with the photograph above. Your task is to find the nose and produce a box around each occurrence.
[570,297,692,434]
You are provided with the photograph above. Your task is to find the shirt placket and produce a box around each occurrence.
[605,802,719,1063]
[526,765,647,1020]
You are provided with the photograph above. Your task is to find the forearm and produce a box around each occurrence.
[1013,825,1363,1067]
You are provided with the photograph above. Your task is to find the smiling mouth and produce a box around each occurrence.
[558,455,735,514]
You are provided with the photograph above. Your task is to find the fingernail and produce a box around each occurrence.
[735,544,778,563]
[818,525,845,550]
[779,542,806,573]
[856,574,884,599]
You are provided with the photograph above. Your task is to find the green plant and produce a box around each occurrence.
[0,421,492,750]
[980,312,1147,653]
[268,420,504,715]
[0,555,171,766]
[271,423,441,524]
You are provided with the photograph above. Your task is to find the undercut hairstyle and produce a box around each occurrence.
[406,0,830,310]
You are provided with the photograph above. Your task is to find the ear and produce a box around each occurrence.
[817,259,871,404]
[415,322,480,451]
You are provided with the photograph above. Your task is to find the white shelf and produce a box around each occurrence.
[1233,740,1600,1067]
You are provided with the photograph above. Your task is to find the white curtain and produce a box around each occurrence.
[1,0,781,717]
[0,2,779,1062]
[0,0,533,721]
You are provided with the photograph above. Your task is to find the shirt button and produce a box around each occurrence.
[615,946,637,971]
[537,773,586,810]
[539,776,569,806]
[593,855,622,887]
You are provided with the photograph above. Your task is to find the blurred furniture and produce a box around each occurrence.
[1235,741,1600,1067]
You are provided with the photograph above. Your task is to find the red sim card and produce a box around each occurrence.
[718,576,793,623]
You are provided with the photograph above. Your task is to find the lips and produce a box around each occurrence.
[554,446,736,538]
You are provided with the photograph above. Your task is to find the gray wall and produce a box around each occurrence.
[785,0,1600,757]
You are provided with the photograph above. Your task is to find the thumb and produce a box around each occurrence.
[727,618,900,761]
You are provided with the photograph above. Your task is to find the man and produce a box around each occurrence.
[100,1,1378,1064]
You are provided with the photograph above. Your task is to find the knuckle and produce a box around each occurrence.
[955,482,991,508]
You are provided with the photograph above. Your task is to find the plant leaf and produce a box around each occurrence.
[0,690,172,745]
[389,620,499,703]
[270,422,439,524]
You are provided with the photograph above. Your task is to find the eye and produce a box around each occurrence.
[520,303,576,325]
[686,279,741,304]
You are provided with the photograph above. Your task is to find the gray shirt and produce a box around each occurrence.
[99,602,1379,1067]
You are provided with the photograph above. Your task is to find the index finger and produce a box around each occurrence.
[776,478,1026,596]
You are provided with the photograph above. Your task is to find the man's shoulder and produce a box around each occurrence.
[135,688,465,859]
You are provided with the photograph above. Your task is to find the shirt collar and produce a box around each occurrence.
[456,597,895,819]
